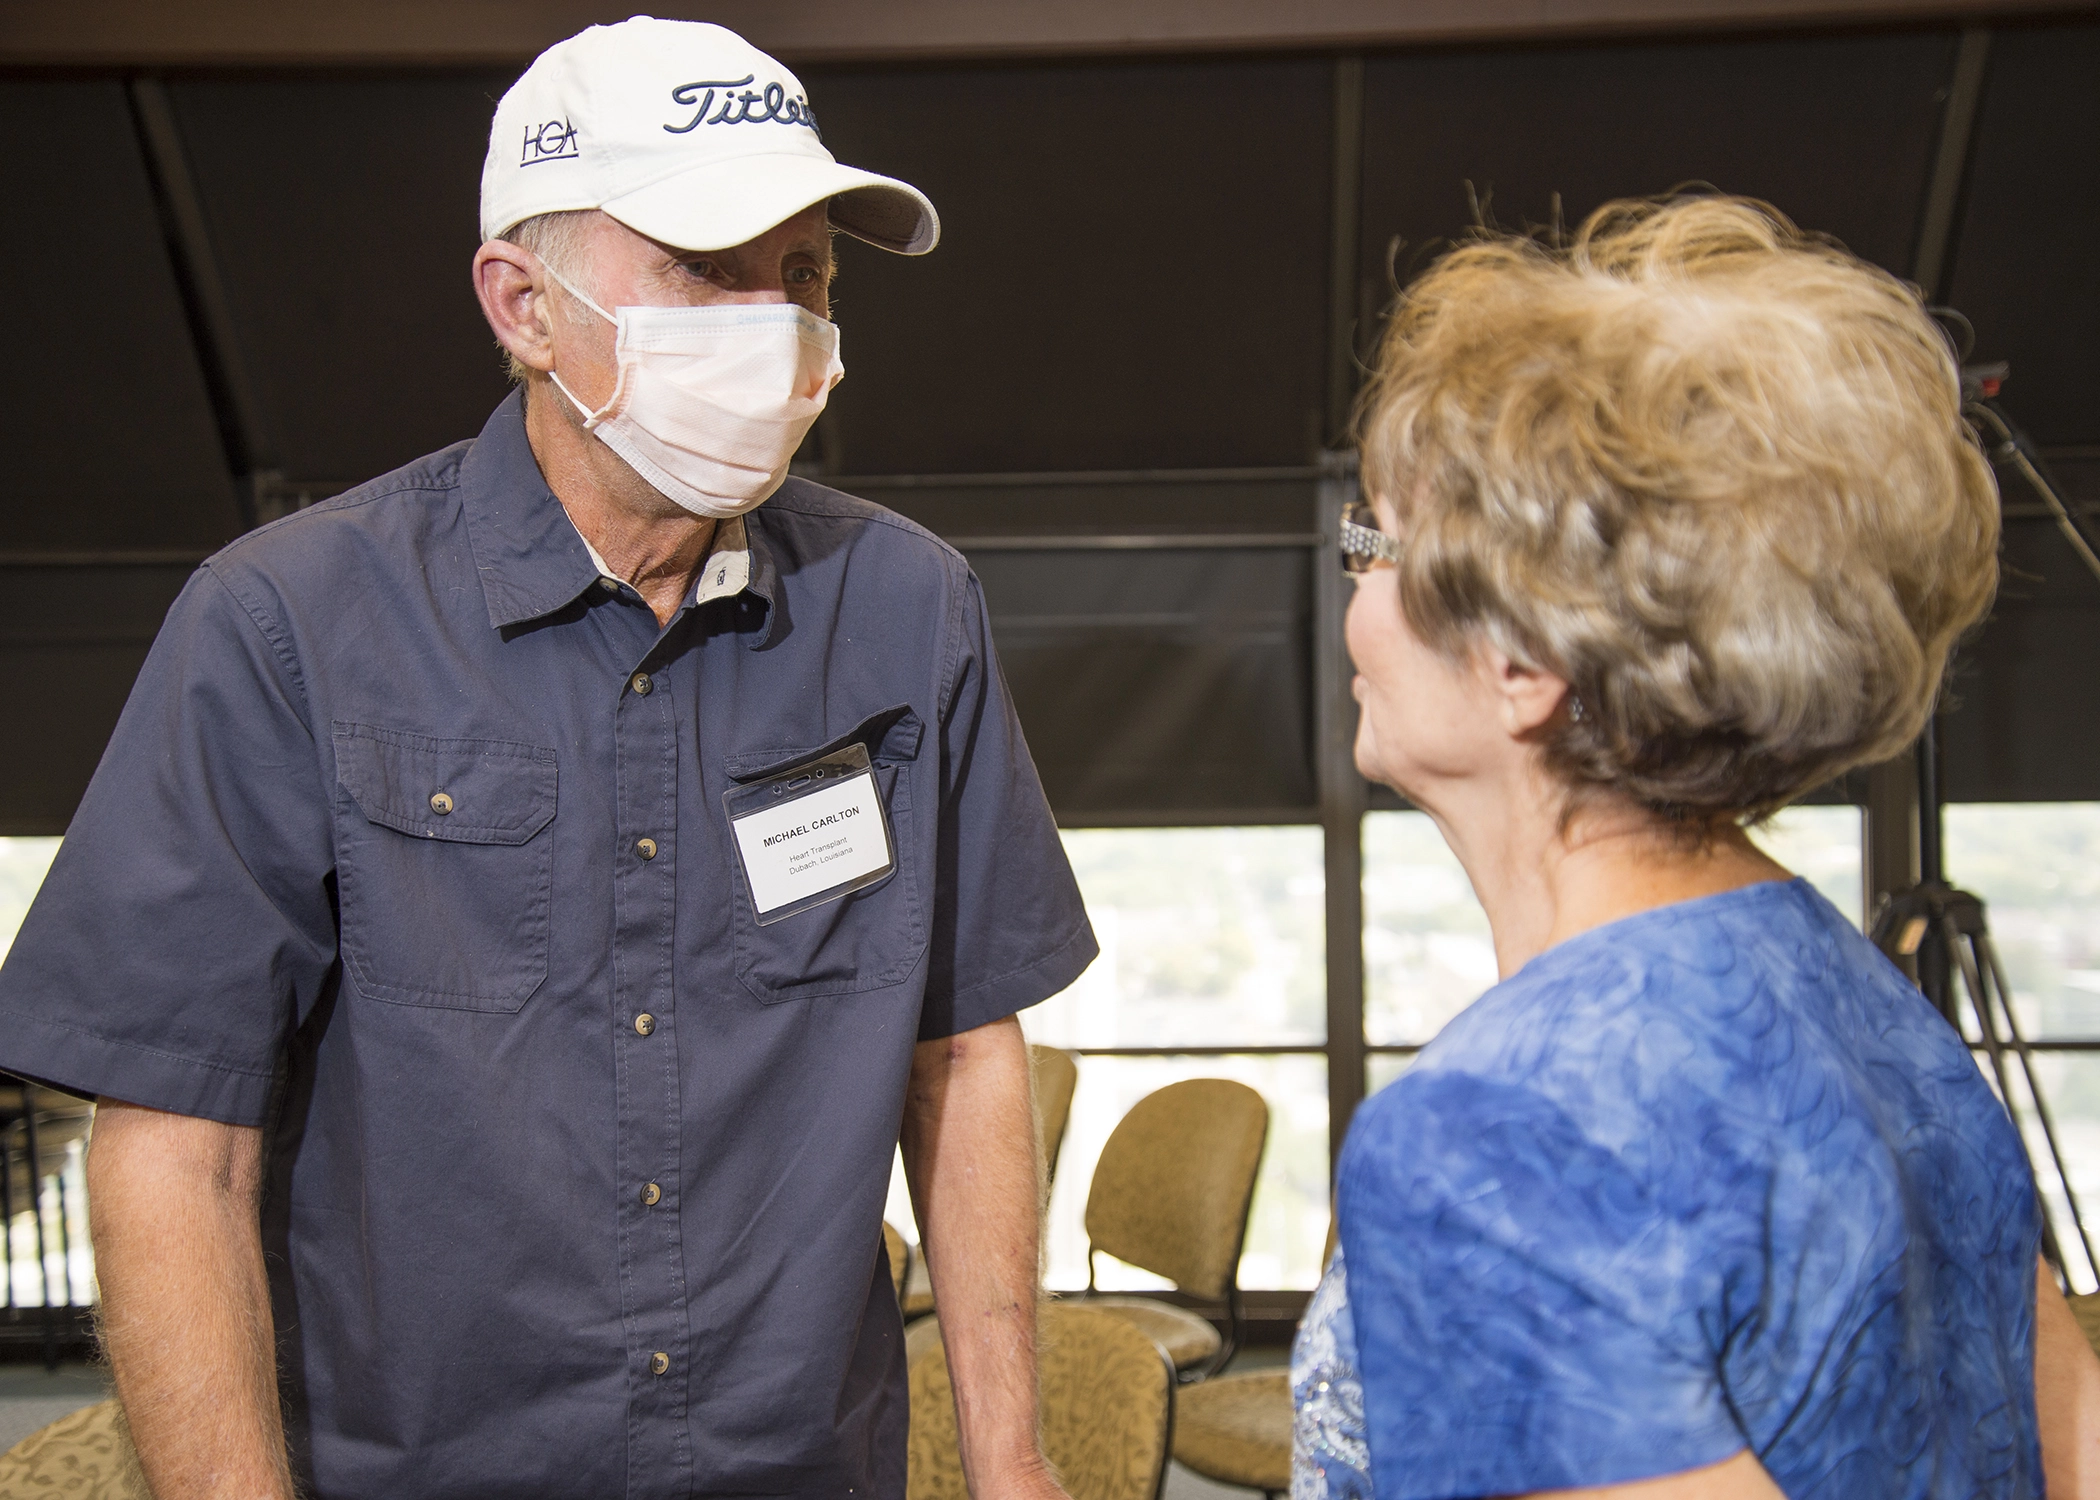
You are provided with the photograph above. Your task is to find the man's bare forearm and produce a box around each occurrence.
[901,1016,1067,1500]
[88,1099,293,1500]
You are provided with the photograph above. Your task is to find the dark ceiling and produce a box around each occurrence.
[0,15,2093,830]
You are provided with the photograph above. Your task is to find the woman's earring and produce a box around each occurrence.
[1567,695,1586,723]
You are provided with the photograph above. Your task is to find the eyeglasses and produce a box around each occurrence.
[1338,499,1401,574]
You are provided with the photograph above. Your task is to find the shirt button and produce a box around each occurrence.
[429,791,454,815]
[636,837,658,860]
[641,1182,662,1206]
[630,672,653,696]
[598,575,622,593]
[650,1351,671,1376]
[633,1013,656,1036]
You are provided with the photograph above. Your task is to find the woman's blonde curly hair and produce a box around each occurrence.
[1356,194,2000,821]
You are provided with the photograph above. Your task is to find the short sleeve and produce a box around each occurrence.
[0,564,337,1124]
[1337,1067,1748,1499]
[916,570,1096,1040]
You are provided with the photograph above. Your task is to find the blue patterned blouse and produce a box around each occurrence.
[1294,879,2042,1500]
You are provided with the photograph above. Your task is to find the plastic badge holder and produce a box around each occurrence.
[723,741,896,925]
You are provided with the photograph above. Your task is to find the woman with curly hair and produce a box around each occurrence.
[1294,196,2100,1500]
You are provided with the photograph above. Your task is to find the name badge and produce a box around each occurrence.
[725,743,896,925]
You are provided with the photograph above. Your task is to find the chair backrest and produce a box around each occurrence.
[907,1304,1173,1500]
[0,1399,148,1499]
[2070,1290,2100,1360]
[882,1220,910,1301]
[1082,1078,1268,1300]
[1029,1045,1080,1182]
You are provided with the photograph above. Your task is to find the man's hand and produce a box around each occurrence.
[900,1016,1073,1500]
[88,1099,293,1500]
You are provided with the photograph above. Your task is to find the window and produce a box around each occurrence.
[1945,803,2100,1291]
[1751,804,1864,930]
[1025,827,1330,1291]
[887,825,1332,1290]
[0,836,61,965]
[1945,804,2100,1039]
[1362,805,1865,1100]
[1363,811,1494,1055]
[1,835,84,1310]
[1024,827,1325,1050]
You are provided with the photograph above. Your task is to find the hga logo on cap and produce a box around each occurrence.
[664,76,820,138]
[522,118,579,166]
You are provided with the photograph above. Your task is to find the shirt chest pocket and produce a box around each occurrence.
[332,723,558,1012]
[724,706,926,1004]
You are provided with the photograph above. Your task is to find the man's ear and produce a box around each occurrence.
[472,240,558,375]
[1480,645,1572,739]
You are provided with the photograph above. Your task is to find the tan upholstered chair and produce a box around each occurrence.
[902,1045,1081,1320]
[883,1220,912,1301]
[1083,1078,1269,1380]
[1167,1201,1333,1493]
[907,1303,1173,1500]
[1031,1045,1080,1183]
[0,1400,149,1500]
[1171,1368,1291,1498]
[1170,1202,1333,1493]
[2071,1290,2100,1358]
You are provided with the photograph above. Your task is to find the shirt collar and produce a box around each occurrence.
[460,392,602,629]
[569,512,752,609]
[460,392,774,643]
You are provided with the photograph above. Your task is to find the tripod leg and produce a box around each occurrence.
[1955,917,2025,1116]
[1977,930,2100,1286]
[1944,917,2072,1277]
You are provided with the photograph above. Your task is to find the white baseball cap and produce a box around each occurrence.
[480,16,939,256]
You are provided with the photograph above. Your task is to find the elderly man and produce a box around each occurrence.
[0,19,1093,1500]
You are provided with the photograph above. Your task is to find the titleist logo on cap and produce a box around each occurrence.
[478,17,939,256]
[664,76,820,137]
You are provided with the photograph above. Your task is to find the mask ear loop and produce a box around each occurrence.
[539,264,622,427]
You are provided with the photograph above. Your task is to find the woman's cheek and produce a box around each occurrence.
[1343,574,1390,678]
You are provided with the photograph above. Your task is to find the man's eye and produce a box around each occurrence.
[681,260,717,279]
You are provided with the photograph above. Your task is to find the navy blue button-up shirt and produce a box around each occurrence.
[0,393,1095,1499]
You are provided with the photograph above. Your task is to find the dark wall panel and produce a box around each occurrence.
[805,58,1333,475]
[0,82,239,550]
[1940,459,2100,802]
[0,565,196,834]
[1946,22,2100,446]
[170,73,520,485]
[970,547,1315,816]
[1358,32,1955,330]
[881,477,1318,818]
[873,474,1316,539]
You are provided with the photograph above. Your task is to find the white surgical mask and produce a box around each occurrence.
[544,267,843,519]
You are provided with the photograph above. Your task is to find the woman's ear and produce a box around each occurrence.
[1479,646,1571,739]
